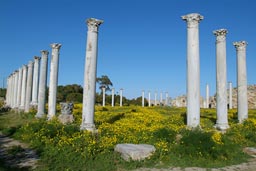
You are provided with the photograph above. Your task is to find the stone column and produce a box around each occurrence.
[154,91,157,106]
[142,90,145,107]
[48,43,61,119]
[182,13,203,128]
[111,88,115,107]
[102,87,106,106]
[17,67,23,108]
[9,73,14,108]
[5,76,10,106]
[234,41,248,122]
[31,56,41,106]
[214,29,229,130]
[120,88,123,107]
[81,18,103,131]
[228,82,232,109]
[13,71,19,108]
[36,50,49,118]
[206,84,209,108]
[160,92,163,106]
[148,91,151,107]
[20,65,27,110]
[165,92,169,106]
[25,61,34,113]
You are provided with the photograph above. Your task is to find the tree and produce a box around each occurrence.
[96,75,113,92]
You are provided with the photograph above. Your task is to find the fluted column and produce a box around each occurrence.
[111,88,115,107]
[20,65,27,110]
[102,87,106,106]
[25,61,34,113]
[31,56,41,105]
[48,43,61,119]
[142,90,145,107]
[206,84,209,108]
[228,82,233,109]
[120,88,123,107]
[81,18,103,131]
[214,29,229,130]
[17,67,23,108]
[36,50,49,118]
[182,13,203,128]
[234,41,248,123]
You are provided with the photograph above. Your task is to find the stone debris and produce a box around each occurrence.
[115,143,156,161]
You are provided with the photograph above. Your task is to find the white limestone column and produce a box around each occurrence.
[25,61,34,113]
[9,73,15,108]
[142,90,145,107]
[36,50,49,118]
[102,87,106,106]
[120,88,123,107]
[148,91,151,107]
[31,56,41,105]
[234,41,248,123]
[20,65,27,110]
[13,71,19,108]
[111,88,115,107]
[154,91,157,106]
[206,84,209,108]
[81,18,103,131]
[165,92,169,106]
[17,67,23,108]
[214,29,229,130]
[48,43,61,119]
[228,82,233,109]
[182,13,203,128]
[5,76,10,106]
[160,92,163,106]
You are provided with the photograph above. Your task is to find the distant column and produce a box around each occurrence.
[36,50,49,118]
[154,91,157,106]
[25,61,34,113]
[48,43,61,119]
[234,41,248,123]
[31,56,41,106]
[20,65,27,110]
[17,67,23,108]
[81,18,103,131]
[9,73,15,108]
[214,29,229,130]
[5,76,10,106]
[165,92,169,106]
[142,90,145,107]
[111,88,115,107]
[182,13,203,128]
[206,84,209,108]
[13,71,19,108]
[228,82,233,109]
[148,91,151,107]
[120,88,123,106]
[160,92,163,106]
[102,87,106,106]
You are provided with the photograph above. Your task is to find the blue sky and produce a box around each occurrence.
[1,0,255,99]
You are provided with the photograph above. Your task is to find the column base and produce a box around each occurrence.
[35,112,44,118]
[80,123,97,133]
[214,123,229,131]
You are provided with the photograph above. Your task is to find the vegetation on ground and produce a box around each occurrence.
[0,106,256,171]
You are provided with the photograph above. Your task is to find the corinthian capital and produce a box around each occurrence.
[41,50,49,56]
[213,29,228,42]
[87,18,104,33]
[233,41,248,51]
[34,56,41,60]
[50,43,62,50]
[182,13,203,28]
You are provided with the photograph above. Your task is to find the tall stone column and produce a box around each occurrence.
[36,50,49,118]
[48,43,61,119]
[81,18,103,131]
[148,91,151,107]
[25,61,34,113]
[17,67,23,108]
[13,71,19,108]
[120,88,123,107]
[214,29,229,130]
[234,41,248,123]
[5,76,10,106]
[20,65,27,110]
[228,82,232,109]
[182,13,203,128]
[206,84,209,108]
[111,88,115,107]
[154,91,157,106]
[9,73,15,108]
[160,92,163,106]
[31,56,41,105]
[165,92,169,106]
[102,87,106,106]
[142,90,145,107]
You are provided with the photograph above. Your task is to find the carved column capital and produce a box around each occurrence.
[50,43,62,50]
[182,13,203,28]
[40,50,49,55]
[233,41,248,51]
[87,18,103,33]
[213,29,228,42]
[34,56,41,60]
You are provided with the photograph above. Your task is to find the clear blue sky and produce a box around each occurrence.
[1,0,255,99]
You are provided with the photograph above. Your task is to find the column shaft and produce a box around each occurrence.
[148,91,151,107]
[142,90,145,107]
[228,82,233,109]
[25,61,34,113]
[111,88,115,107]
[20,65,27,110]
[17,67,23,108]
[31,56,41,105]
[120,89,123,106]
[102,87,105,106]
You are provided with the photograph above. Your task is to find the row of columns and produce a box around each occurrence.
[6,44,61,120]
[182,13,248,130]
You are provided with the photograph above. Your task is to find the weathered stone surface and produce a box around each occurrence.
[115,144,156,161]
[58,102,74,124]
[58,114,74,124]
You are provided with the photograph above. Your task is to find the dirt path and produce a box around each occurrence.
[0,133,39,170]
